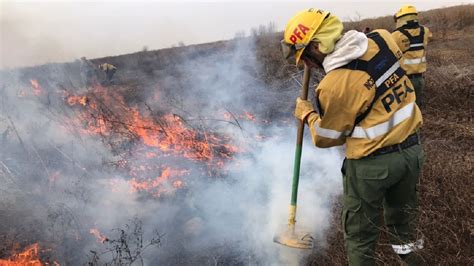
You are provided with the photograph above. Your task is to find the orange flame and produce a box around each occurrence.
[89,228,108,243]
[128,167,189,197]
[65,86,239,165]
[0,243,42,266]
[243,111,256,121]
[30,79,43,96]
[222,110,257,122]
[67,95,88,106]
[130,112,238,162]
[62,85,240,197]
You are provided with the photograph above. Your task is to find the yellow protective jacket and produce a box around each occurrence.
[306,29,422,159]
[100,63,117,72]
[392,20,432,75]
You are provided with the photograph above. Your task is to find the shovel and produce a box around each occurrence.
[273,65,314,249]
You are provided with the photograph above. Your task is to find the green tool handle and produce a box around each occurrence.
[288,65,311,226]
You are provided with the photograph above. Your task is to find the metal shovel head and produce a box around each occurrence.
[273,228,314,249]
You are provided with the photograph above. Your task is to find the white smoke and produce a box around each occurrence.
[138,36,345,264]
[0,34,344,264]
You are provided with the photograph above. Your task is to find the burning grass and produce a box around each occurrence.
[60,83,243,198]
[0,243,42,266]
[0,243,59,266]
[64,84,239,166]
[0,76,248,263]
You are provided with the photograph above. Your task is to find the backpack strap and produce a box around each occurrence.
[397,23,425,51]
[338,32,406,129]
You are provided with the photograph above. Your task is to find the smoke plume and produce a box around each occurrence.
[0,35,344,264]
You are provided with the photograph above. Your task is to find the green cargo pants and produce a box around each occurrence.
[409,76,425,107]
[342,144,425,266]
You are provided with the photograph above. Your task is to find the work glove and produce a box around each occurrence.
[294,97,315,122]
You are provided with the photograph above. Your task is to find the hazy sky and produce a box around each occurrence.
[1,0,472,69]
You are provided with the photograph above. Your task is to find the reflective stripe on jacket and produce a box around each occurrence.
[306,29,422,159]
[392,22,432,75]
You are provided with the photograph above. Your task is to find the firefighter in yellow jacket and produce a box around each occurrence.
[392,5,432,106]
[98,63,117,84]
[281,8,425,265]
